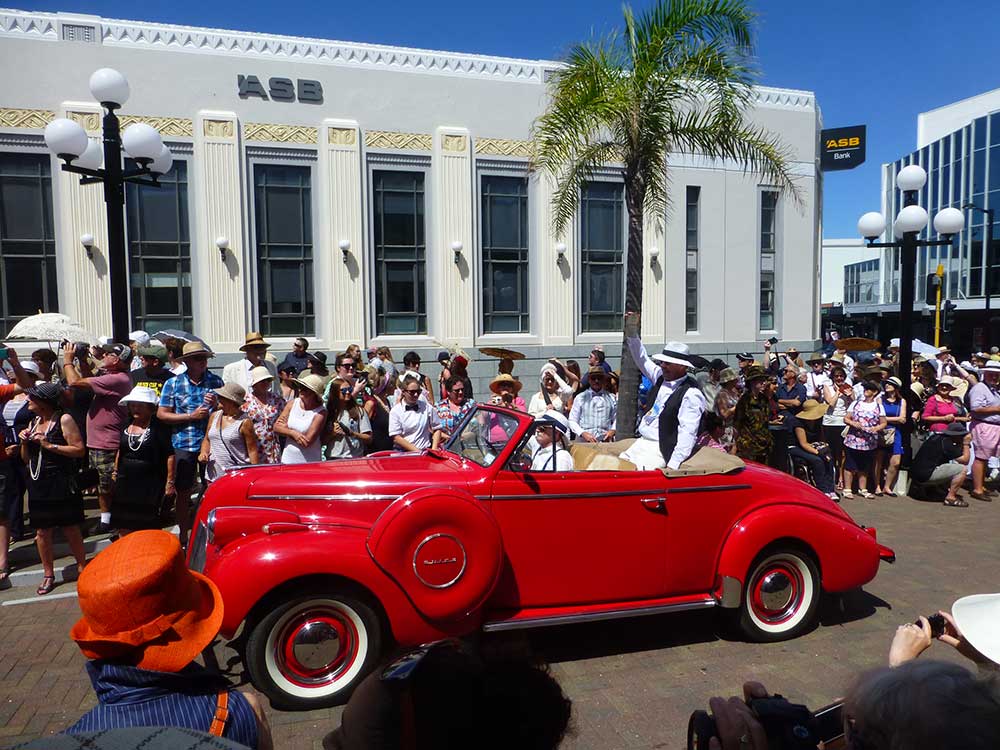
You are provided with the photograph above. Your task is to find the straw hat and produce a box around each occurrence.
[249,365,274,386]
[180,341,214,359]
[806,353,827,365]
[239,331,271,352]
[798,399,828,421]
[213,382,246,404]
[719,367,739,384]
[294,373,327,398]
[70,530,223,673]
[489,373,523,395]
[119,386,159,406]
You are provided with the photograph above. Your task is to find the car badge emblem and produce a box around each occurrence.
[412,533,467,589]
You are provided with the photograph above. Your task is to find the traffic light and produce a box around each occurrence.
[925,273,941,304]
[942,299,958,332]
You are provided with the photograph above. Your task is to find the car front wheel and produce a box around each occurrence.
[245,588,382,710]
[738,548,820,642]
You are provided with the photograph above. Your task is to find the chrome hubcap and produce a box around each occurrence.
[292,621,343,672]
[759,571,793,612]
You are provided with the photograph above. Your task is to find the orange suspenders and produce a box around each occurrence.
[209,690,230,737]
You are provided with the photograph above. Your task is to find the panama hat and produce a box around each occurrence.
[239,331,271,351]
[70,530,223,673]
[798,399,828,421]
[952,593,1000,666]
[735,352,755,362]
[489,373,523,395]
[293,373,327,398]
[249,365,274,386]
[119,386,159,406]
[19,360,40,379]
[534,410,571,436]
[212,382,246,405]
[982,361,1000,372]
[652,341,696,368]
[180,341,214,359]
[886,376,903,388]
[806,353,827,365]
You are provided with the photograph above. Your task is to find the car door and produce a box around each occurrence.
[487,461,671,609]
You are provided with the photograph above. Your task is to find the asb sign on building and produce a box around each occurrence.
[820,125,866,171]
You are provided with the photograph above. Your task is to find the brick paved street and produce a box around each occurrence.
[2,493,998,749]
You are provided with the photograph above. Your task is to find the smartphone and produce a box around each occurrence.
[0,347,7,361]
[813,702,845,744]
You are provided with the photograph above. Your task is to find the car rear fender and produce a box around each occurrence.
[715,504,881,599]
[205,525,453,646]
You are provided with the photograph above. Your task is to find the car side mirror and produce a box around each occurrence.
[508,455,532,472]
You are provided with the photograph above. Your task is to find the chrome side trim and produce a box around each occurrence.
[719,576,743,608]
[481,598,717,632]
[480,485,751,502]
[248,494,400,503]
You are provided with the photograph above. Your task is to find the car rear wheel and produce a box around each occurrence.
[738,547,820,642]
[245,588,382,710]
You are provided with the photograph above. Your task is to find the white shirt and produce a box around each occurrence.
[804,371,831,399]
[531,444,574,471]
[388,399,439,450]
[222,358,279,395]
[627,336,707,470]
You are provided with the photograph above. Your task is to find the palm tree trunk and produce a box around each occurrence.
[617,173,646,438]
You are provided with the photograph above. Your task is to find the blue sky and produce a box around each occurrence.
[18,0,1000,237]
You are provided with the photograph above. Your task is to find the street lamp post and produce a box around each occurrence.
[963,203,995,345]
[858,165,965,489]
[43,68,172,345]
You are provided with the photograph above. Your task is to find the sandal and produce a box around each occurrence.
[0,566,9,584]
[36,576,55,596]
[944,498,969,507]
[859,490,875,499]
[842,490,854,499]
[970,491,993,502]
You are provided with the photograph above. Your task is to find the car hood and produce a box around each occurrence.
[242,451,473,499]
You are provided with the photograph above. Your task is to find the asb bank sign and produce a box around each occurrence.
[820,125,866,171]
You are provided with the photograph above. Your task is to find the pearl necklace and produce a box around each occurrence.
[126,425,151,452]
[27,418,56,481]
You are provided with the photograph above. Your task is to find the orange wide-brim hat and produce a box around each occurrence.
[70,530,224,673]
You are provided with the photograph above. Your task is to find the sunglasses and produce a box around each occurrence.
[339,387,352,395]
[404,389,421,395]
[339,363,356,370]
[451,387,465,393]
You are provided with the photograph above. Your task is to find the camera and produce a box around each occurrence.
[918,612,947,638]
[768,336,779,345]
[688,694,842,750]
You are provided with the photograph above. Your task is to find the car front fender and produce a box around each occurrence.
[204,525,456,646]
[715,504,882,596]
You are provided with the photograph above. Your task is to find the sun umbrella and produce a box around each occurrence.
[835,337,881,352]
[151,329,206,345]
[4,313,96,345]
[478,347,525,360]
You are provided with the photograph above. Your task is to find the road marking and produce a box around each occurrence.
[2,591,78,606]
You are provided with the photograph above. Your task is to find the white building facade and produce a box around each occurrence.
[0,9,822,369]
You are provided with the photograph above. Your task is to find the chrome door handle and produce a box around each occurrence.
[640,496,666,511]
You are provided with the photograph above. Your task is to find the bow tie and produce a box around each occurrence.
[405,404,420,412]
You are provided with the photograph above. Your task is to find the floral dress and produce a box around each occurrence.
[435,399,475,440]
[843,399,885,452]
[243,391,286,464]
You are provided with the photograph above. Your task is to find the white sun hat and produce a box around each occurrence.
[651,341,695,368]
[952,592,1000,666]
[119,385,160,406]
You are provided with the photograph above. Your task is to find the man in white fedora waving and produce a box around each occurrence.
[620,312,707,471]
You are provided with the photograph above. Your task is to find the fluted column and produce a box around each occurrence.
[536,171,574,345]
[318,120,365,349]
[641,209,666,342]
[432,127,474,347]
[192,111,246,351]
[59,103,112,337]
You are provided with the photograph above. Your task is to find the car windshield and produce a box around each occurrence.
[442,405,522,467]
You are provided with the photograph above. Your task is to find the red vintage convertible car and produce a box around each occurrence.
[188,404,894,709]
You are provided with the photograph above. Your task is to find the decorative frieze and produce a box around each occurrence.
[475,137,534,158]
[243,122,318,144]
[365,130,433,151]
[203,119,235,139]
[0,108,53,130]
[119,115,193,137]
[441,134,467,153]
[67,111,100,133]
[328,127,357,146]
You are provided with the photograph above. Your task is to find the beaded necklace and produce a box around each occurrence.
[27,417,56,481]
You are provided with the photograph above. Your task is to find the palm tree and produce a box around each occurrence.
[533,0,799,438]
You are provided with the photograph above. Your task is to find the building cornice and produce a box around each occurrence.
[0,8,816,109]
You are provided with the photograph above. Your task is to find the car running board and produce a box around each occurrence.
[481,597,717,632]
